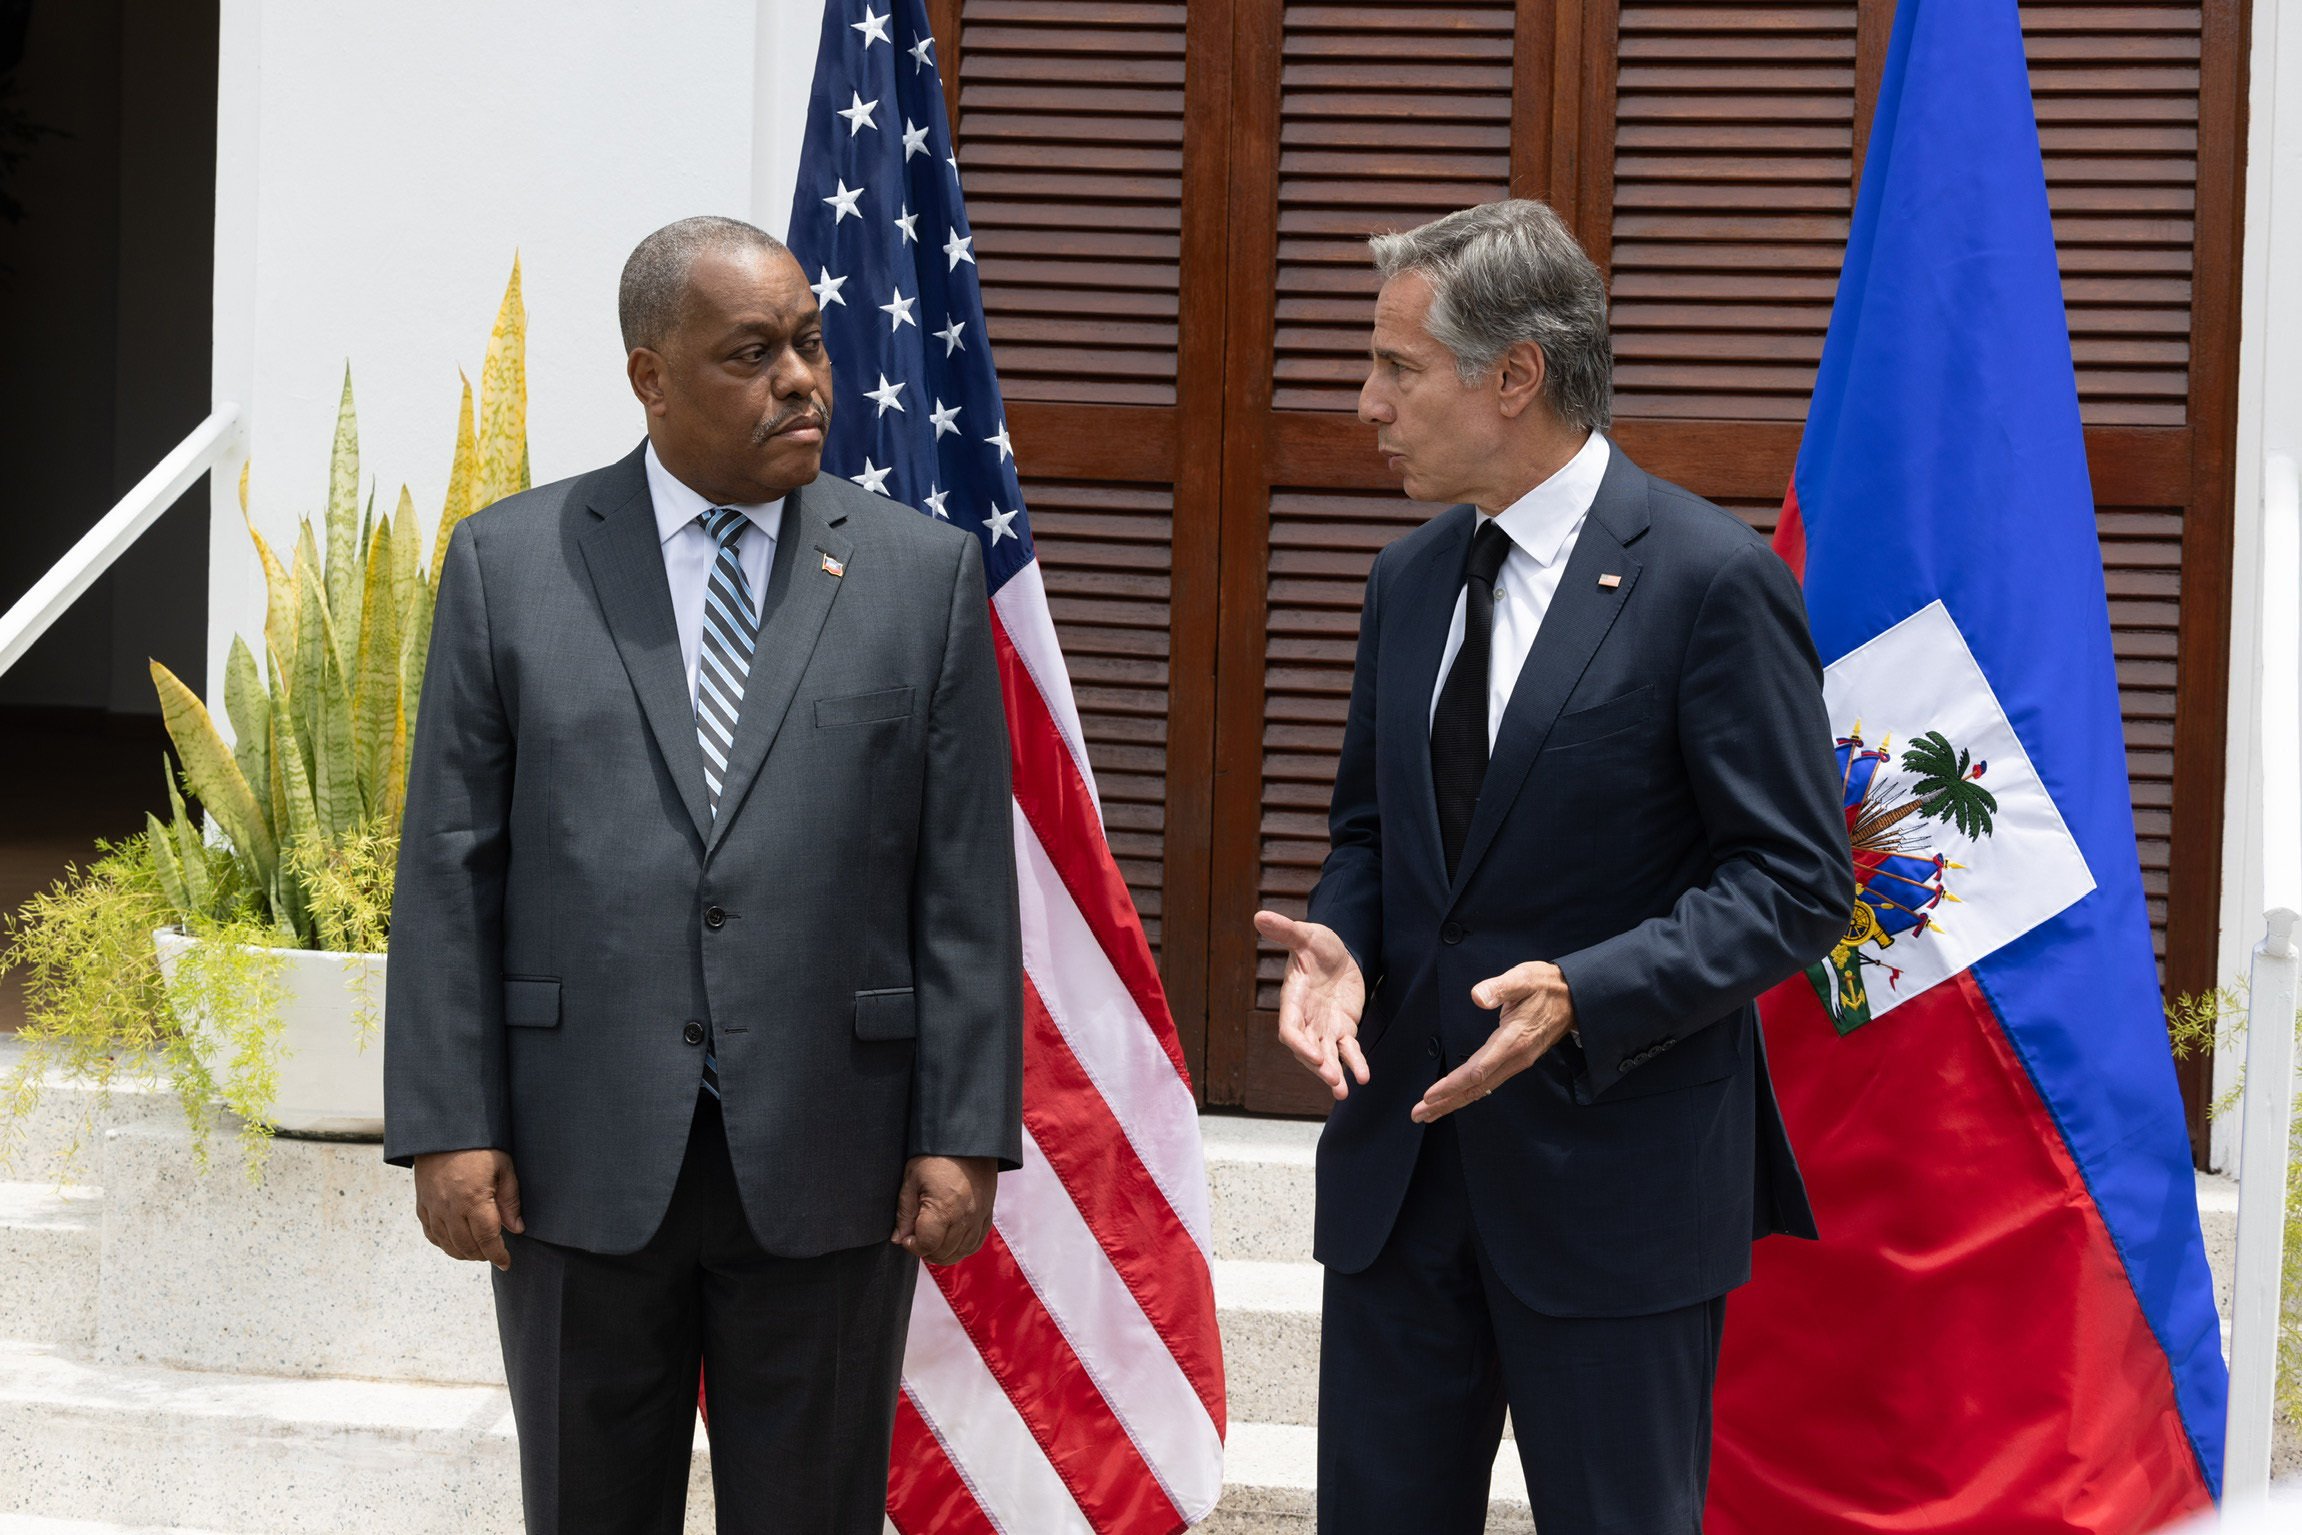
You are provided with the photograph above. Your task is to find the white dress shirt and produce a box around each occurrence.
[645,441,783,712]
[1428,431,1612,749]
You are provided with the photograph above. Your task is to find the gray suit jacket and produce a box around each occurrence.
[382,443,1023,1257]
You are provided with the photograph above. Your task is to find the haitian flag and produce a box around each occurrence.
[1707,1,2229,1530]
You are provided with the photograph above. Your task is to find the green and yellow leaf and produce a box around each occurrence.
[266,701,317,943]
[240,493,298,674]
[432,374,478,587]
[389,485,419,640]
[223,637,272,841]
[150,662,277,881]
[313,641,360,844]
[162,769,213,918]
[324,368,361,639]
[475,257,528,512]
[353,514,403,815]
[146,812,193,917]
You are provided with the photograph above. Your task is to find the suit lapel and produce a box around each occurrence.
[1382,505,1476,891]
[1449,447,1651,896]
[577,447,713,846]
[704,480,852,852]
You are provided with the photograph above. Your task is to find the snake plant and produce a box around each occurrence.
[147,259,529,947]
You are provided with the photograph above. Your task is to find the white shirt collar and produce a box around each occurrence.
[1480,431,1611,566]
[644,440,785,548]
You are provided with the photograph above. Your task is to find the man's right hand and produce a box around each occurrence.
[1254,911,1370,1100]
[413,1148,525,1271]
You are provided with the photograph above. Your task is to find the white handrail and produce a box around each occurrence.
[2225,449,2301,1505]
[0,403,244,681]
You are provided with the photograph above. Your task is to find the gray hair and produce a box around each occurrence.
[1368,199,1613,432]
[618,216,790,352]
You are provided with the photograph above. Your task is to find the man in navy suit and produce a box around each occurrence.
[1255,199,1851,1534]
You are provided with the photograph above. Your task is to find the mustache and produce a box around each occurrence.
[754,400,827,445]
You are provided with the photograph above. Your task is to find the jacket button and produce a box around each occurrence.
[683,1021,706,1046]
[704,906,726,930]
[1441,921,1465,945]
[1426,1036,1442,1059]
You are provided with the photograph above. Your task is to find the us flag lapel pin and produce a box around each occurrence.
[1599,572,1622,589]
[820,551,845,579]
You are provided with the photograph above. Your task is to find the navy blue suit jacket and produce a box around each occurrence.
[1306,443,1851,1317]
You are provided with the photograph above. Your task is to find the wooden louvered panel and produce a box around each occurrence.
[1607,4,1857,422]
[2023,3,2199,427]
[2100,504,2183,955]
[1027,479,1177,958]
[954,1,1188,406]
[1253,489,1432,1010]
[1269,4,1516,412]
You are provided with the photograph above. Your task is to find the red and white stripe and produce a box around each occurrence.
[885,567,1227,1533]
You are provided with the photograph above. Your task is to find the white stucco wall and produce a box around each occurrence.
[2212,0,2302,1171]
[206,0,823,707]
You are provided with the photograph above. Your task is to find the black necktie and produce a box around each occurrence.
[1432,518,1513,878]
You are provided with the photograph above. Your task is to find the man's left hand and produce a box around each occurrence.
[892,1155,999,1265]
[1412,961,1576,1123]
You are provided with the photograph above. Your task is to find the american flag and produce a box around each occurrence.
[782,3,1227,1530]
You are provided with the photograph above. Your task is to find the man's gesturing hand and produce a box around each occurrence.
[1412,961,1575,1124]
[413,1148,524,1271]
[1255,910,1369,1100]
[893,1155,998,1266]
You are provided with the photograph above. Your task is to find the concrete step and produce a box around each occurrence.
[79,1110,1338,1422]
[0,1339,715,1535]
[0,1519,243,1535]
[1202,1422,1534,1534]
[90,1117,498,1384]
[1214,1258,1320,1428]
[0,1181,100,1348]
[0,1039,177,1188]
[0,1335,1527,1535]
[1203,1113,1318,1263]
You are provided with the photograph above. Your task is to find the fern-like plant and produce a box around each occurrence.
[2167,986,2302,1439]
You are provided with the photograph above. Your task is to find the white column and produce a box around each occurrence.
[2216,0,2302,1174]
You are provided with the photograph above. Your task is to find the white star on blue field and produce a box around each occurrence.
[787,0,1036,583]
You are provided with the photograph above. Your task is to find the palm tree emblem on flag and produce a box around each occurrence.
[1810,727,2000,1033]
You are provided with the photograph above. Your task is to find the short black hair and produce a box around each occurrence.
[618,216,790,353]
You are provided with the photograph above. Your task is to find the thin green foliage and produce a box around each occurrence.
[2168,985,2302,1426]
[287,823,398,1049]
[0,837,283,1176]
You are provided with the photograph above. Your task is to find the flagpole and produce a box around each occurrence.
[2224,450,2301,1505]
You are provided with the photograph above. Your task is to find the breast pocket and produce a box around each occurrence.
[1544,683,1655,752]
[1540,683,1664,799]
[814,686,915,729]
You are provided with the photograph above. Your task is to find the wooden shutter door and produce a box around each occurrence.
[932,0,1237,1078]
[1195,0,2242,1134]
[1204,0,1531,1112]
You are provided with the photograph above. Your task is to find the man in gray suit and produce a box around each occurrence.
[383,216,1023,1535]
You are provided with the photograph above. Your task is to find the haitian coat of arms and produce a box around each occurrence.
[1809,728,2000,1034]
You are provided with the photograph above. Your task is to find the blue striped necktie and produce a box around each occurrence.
[693,505,762,1100]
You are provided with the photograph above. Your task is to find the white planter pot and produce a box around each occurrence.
[151,928,387,1139]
